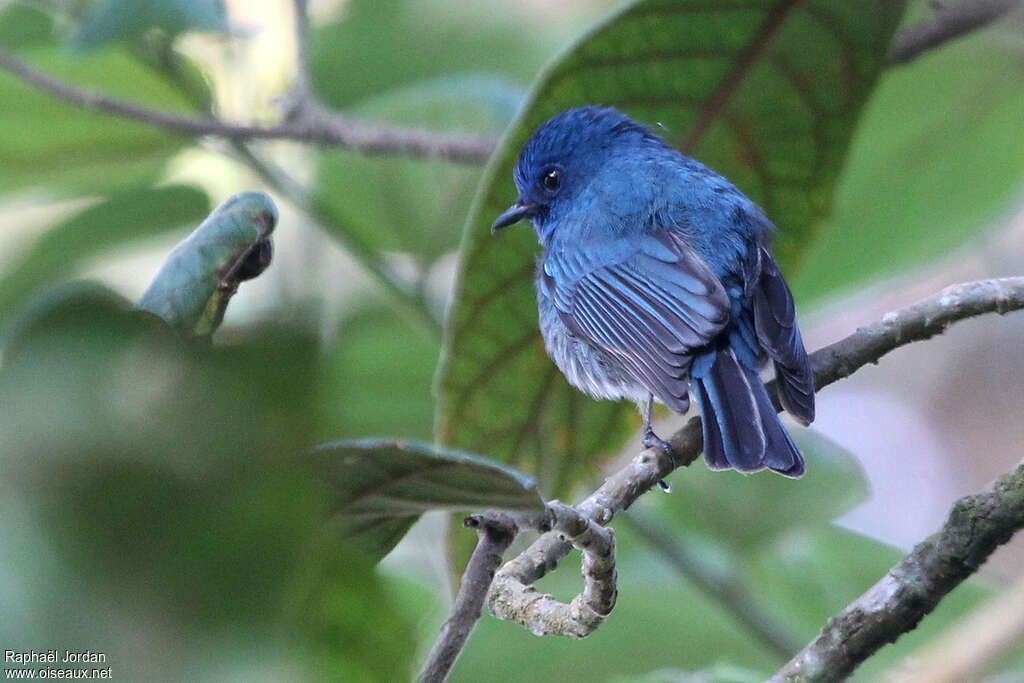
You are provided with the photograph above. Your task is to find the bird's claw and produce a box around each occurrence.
[642,428,677,464]
[643,428,677,492]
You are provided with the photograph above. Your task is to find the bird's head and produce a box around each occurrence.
[491,106,669,240]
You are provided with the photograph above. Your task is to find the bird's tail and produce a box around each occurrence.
[692,348,804,477]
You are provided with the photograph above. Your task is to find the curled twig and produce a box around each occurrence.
[488,501,617,638]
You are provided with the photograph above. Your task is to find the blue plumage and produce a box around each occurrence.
[492,106,814,477]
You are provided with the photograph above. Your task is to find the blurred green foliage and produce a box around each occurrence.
[0,5,201,196]
[318,307,440,441]
[310,0,540,110]
[0,0,1022,681]
[0,185,210,324]
[793,27,1024,301]
[0,287,420,680]
[70,0,228,51]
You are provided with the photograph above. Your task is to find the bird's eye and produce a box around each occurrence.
[540,167,562,193]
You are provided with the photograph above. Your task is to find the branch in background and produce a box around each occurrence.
[1,0,1018,167]
[489,501,617,638]
[769,459,1024,683]
[418,512,518,683]
[0,47,496,165]
[487,277,1024,638]
[620,510,802,660]
[888,0,1022,64]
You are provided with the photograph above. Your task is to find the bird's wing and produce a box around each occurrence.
[748,245,815,424]
[543,231,730,412]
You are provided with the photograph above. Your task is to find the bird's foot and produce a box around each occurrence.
[643,427,677,463]
[642,427,677,492]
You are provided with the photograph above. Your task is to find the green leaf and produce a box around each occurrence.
[351,73,526,129]
[284,536,422,682]
[0,2,54,50]
[316,151,480,261]
[71,0,228,51]
[437,0,908,497]
[0,185,210,327]
[318,307,440,442]
[0,41,198,196]
[310,439,544,561]
[0,284,320,466]
[792,23,1024,302]
[310,0,540,110]
[314,74,522,261]
[137,191,277,335]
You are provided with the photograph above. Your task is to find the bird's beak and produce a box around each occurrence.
[491,201,538,234]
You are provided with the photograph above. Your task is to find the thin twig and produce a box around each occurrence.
[0,46,496,165]
[769,458,1024,683]
[418,512,518,683]
[888,0,1022,64]
[487,277,1024,637]
[620,510,802,660]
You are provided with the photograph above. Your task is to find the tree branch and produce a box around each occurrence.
[487,277,1024,637]
[0,46,497,165]
[888,0,1021,65]
[418,512,518,683]
[769,458,1024,683]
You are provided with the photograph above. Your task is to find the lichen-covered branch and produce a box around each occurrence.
[768,458,1024,683]
[487,277,1024,637]
[418,512,518,683]
[488,501,617,638]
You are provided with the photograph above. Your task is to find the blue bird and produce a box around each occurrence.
[492,106,814,477]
